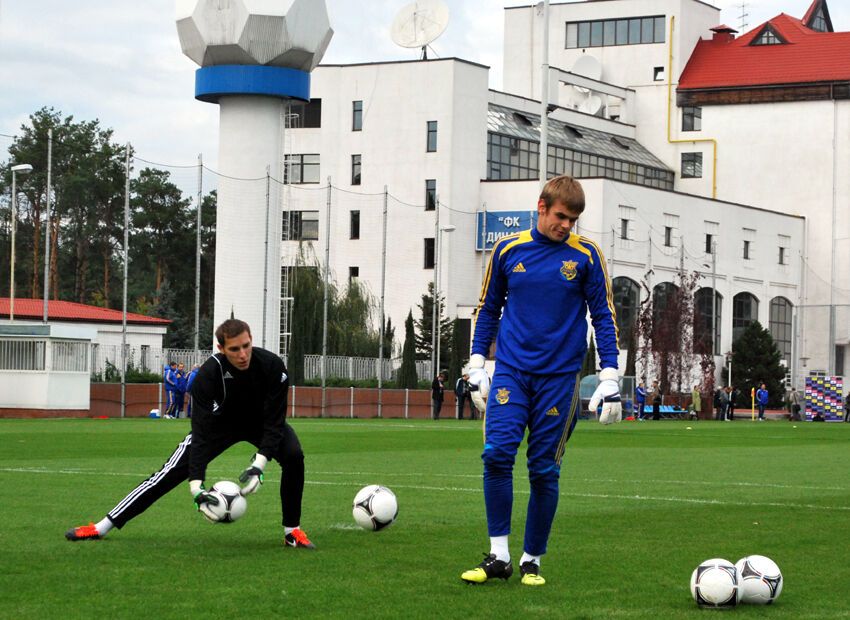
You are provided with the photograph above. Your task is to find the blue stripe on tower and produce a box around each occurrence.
[195,65,311,103]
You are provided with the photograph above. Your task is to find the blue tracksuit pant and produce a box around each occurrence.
[482,363,580,556]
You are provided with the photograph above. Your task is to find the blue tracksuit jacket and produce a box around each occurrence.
[472,227,619,372]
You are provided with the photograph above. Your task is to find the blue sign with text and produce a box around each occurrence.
[475,211,537,251]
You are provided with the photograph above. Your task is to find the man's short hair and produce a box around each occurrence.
[539,174,586,213]
[215,319,251,346]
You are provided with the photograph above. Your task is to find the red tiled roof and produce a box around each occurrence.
[679,12,850,90]
[0,298,170,326]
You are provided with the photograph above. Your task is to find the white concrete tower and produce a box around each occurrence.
[176,0,333,349]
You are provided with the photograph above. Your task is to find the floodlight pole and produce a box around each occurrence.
[539,0,550,190]
[43,130,53,322]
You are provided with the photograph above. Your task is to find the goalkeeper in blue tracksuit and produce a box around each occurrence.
[461,175,622,587]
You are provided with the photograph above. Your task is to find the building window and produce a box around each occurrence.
[682,106,702,131]
[140,345,150,371]
[425,179,437,211]
[619,218,630,240]
[705,233,714,254]
[426,121,438,152]
[778,246,787,265]
[566,15,665,48]
[350,210,360,240]
[694,288,721,354]
[352,100,363,131]
[283,154,320,184]
[653,66,665,81]
[351,154,361,185]
[681,152,703,178]
[349,266,359,283]
[288,210,319,241]
[733,292,759,342]
[612,276,640,347]
[424,238,435,269]
[289,98,322,128]
[752,25,784,46]
[664,226,673,247]
[769,297,793,364]
[743,239,751,260]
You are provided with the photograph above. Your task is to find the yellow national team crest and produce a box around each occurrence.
[495,388,510,405]
[560,260,578,281]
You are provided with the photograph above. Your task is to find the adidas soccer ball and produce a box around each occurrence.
[199,480,248,524]
[690,558,740,608]
[352,485,398,531]
[735,555,783,604]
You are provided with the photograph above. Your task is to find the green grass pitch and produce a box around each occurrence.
[2,417,849,619]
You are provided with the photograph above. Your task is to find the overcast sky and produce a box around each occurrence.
[0,0,845,171]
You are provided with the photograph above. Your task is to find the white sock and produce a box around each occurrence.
[520,552,541,567]
[95,517,114,536]
[489,535,510,562]
[284,525,299,535]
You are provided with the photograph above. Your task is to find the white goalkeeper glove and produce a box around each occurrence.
[238,454,267,496]
[589,367,622,425]
[466,354,490,414]
[190,479,219,510]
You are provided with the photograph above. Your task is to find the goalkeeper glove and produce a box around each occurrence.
[588,368,623,425]
[189,479,219,510]
[466,354,490,414]
[238,454,267,496]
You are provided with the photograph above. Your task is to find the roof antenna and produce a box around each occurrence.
[737,1,749,32]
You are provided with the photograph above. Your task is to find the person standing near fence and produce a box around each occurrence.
[727,385,738,421]
[650,380,662,420]
[756,382,769,421]
[690,385,701,419]
[431,372,446,420]
[455,372,473,420]
[163,361,178,418]
[65,318,316,549]
[186,364,200,418]
[172,363,188,418]
[635,381,647,421]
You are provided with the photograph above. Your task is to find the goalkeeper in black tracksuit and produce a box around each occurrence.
[65,318,316,549]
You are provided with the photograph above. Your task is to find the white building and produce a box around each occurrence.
[280,0,845,386]
[0,298,170,374]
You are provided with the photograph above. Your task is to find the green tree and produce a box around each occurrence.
[447,317,466,385]
[727,321,785,407]
[414,281,453,368]
[397,311,419,389]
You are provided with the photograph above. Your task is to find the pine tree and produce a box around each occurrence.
[397,311,419,389]
[581,334,597,378]
[447,317,466,385]
[729,321,785,407]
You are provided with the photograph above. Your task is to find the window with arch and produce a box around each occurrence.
[733,292,759,342]
[694,287,721,354]
[652,282,680,350]
[769,297,793,364]
[612,277,640,348]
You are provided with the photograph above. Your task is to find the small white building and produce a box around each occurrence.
[0,298,170,374]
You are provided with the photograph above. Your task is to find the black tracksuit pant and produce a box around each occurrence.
[106,424,304,529]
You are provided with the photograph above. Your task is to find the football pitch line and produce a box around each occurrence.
[3,466,849,512]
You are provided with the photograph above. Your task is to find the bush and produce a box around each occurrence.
[91,360,163,384]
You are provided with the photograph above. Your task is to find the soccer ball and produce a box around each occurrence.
[199,480,248,524]
[690,558,740,608]
[735,555,783,604]
[352,485,398,531]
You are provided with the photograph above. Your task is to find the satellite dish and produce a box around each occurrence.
[391,0,450,58]
[571,54,602,93]
[578,94,603,116]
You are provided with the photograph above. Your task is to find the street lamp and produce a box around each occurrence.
[9,163,33,321]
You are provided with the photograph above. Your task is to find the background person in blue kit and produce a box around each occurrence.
[461,174,622,587]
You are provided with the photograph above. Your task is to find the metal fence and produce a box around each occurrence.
[303,354,432,382]
[91,344,211,376]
